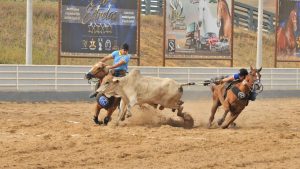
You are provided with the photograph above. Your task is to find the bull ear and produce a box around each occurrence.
[258,67,262,72]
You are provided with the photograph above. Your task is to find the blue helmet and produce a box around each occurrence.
[98,95,109,108]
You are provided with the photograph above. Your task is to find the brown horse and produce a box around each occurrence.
[93,72,121,125]
[208,66,261,129]
[277,9,297,57]
[85,62,120,125]
[217,0,232,44]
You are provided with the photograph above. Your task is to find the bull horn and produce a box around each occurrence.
[258,67,262,72]
[103,67,109,74]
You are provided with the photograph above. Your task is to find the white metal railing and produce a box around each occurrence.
[0,65,299,91]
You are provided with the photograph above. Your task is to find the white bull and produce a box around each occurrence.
[97,69,194,127]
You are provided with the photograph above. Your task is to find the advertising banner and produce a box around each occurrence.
[165,0,233,58]
[60,0,138,56]
[277,0,300,60]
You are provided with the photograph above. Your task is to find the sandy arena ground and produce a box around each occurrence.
[1,98,300,169]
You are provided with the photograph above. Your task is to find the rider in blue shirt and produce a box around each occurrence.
[221,68,248,83]
[100,43,131,77]
[91,43,131,125]
[221,68,257,101]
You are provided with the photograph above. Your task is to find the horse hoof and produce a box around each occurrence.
[93,116,102,125]
[217,119,224,126]
[126,113,132,118]
[103,116,111,125]
[120,116,125,121]
[221,125,228,129]
[207,123,212,129]
[230,122,237,128]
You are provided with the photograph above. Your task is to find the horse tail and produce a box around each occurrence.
[180,82,195,87]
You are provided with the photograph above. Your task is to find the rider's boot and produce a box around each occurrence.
[89,91,98,98]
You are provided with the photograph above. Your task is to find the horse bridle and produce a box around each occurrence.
[252,70,263,93]
[242,77,263,94]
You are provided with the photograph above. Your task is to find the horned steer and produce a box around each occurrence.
[97,69,194,128]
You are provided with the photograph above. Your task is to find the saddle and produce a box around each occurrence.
[223,81,249,100]
[113,70,127,77]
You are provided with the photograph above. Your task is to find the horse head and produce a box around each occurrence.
[249,66,264,93]
[238,66,262,93]
[85,62,109,80]
[249,66,262,81]
[289,9,297,32]
[217,0,229,27]
[242,72,257,93]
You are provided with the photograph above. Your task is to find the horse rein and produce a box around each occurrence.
[242,79,263,94]
[242,79,253,91]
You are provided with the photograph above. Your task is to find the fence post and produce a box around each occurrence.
[271,14,275,32]
[268,14,273,32]
[159,0,163,15]
[270,69,273,90]
[55,66,58,91]
[187,68,190,90]
[16,65,19,91]
[146,0,150,15]
[248,8,254,30]
[157,67,160,77]
[297,69,299,89]
[235,15,239,26]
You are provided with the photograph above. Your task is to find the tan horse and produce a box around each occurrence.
[85,62,109,83]
[277,9,297,57]
[208,66,261,129]
[217,0,232,44]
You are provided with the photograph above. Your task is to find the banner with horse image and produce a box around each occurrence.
[60,0,137,56]
[165,0,233,58]
[276,0,300,61]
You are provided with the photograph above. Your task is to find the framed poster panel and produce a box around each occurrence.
[58,0,139,63]
[164,0,233,63]
[276,0,300,66]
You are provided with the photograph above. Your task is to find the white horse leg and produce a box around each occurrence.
[116,100,127,126]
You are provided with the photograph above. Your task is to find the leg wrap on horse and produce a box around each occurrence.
[93,116,101,125]
[248,92,257,101]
